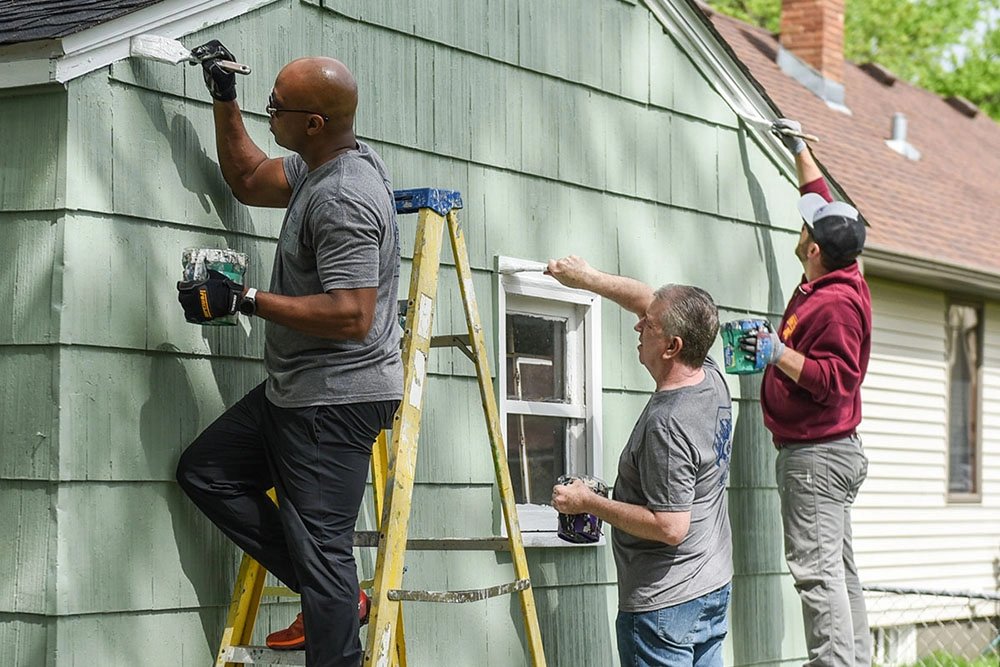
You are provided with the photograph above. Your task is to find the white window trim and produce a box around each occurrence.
[497,256,603,547]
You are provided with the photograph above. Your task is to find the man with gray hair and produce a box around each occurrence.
[547,256,733,666]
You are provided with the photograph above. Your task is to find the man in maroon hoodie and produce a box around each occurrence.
[741,119,871,667]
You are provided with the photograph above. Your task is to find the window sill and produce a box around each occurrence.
[511,504,607,547]
[521,532,606,548]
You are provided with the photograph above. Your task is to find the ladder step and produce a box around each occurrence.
[353,531,510,551]
[430,334,474,361]
[223,646,305,665]
[388,578,531,603]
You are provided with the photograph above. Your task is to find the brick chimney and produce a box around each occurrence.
[778,0,847,109]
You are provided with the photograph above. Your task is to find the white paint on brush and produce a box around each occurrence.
[129,34,252,74]
[498,258,548,274]
[130,34,194,65]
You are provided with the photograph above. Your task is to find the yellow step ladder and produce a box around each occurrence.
[213,188,547,667]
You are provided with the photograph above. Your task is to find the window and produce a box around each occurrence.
[497,257,602,545]
[946,300,982,500]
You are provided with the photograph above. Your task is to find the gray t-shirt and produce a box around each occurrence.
[612,356,733,611]
[264,142,403,408]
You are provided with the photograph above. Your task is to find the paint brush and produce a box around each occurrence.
[498,258,549,275]
[129,34,251,74]
[739,113,819,143]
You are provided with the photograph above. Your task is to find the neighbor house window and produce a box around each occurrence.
[946,300,982,500]
[497,257,602,545]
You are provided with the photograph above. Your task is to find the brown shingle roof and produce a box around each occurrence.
[707,9,1000,276]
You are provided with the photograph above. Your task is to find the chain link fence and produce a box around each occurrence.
[865,585,1000,666]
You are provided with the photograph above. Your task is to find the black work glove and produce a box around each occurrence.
[177,269,243,323]
[771,118,807,155]
[190,40,238,102]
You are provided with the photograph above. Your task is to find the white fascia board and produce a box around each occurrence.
[1,0,279,89]
[863,246,1000,300]
[641,0,801,179]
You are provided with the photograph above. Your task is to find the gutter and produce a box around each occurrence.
[0,0,279,90]
[863,245,1000,300]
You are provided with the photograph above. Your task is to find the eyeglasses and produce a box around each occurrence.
[265,93,329,121]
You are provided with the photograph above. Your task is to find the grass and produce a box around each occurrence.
[906,651,1000,667]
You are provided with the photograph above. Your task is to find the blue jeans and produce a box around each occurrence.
[616,583,731,667]
[777,435,870,666]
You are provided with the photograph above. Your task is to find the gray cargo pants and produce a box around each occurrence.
[776,435,870,667]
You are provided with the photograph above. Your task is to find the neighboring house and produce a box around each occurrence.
[1,1,850,665]
[706,0,1000,659]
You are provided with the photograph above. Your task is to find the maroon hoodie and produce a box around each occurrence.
[761,177,872,445]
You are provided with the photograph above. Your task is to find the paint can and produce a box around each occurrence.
[720,318,769,374]
[181,248,248,326]
[556,474,609,544]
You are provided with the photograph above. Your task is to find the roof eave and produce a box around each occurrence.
[0,0,279,90]
[863,245,1000,300]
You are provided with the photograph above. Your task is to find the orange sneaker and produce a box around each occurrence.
[266,613,305,651]
[359,589,370,626]
[266,591,372,650]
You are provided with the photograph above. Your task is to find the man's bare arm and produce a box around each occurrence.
[253,287,376,340]
[546,255,653,317]
[213,101,291,208]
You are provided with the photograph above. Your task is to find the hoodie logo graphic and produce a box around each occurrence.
[782,314,798,341]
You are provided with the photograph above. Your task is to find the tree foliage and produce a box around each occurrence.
[707,0,1000,120]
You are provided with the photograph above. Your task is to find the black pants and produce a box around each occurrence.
[176,382,397,667]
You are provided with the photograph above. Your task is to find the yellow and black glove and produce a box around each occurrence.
[177,269,243,323]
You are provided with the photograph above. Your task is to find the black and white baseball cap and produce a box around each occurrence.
[798,193,866,261]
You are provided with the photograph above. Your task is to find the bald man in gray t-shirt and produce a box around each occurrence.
[176,53,401,667]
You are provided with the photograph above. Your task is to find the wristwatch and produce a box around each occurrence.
[238,287,258,316]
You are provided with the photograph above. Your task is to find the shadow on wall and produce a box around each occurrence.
[140,342,229,656]
[132,60,257,237]
[727,127,789,664]
[738,127,788,317]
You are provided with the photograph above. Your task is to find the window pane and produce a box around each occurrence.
[507,414,567,505]
[505,314,566,402]
[946,303,981,495]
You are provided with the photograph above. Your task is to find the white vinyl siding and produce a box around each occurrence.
[855,278,1000,595]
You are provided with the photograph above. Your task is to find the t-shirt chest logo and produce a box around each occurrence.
[782,313,799,341]
[714,406,733,488]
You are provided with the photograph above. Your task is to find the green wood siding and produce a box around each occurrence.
[0,91,66,211]
[0,0,809,664]
[0,214,60,346]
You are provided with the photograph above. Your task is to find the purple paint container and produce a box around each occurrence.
[556,474,609,544]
